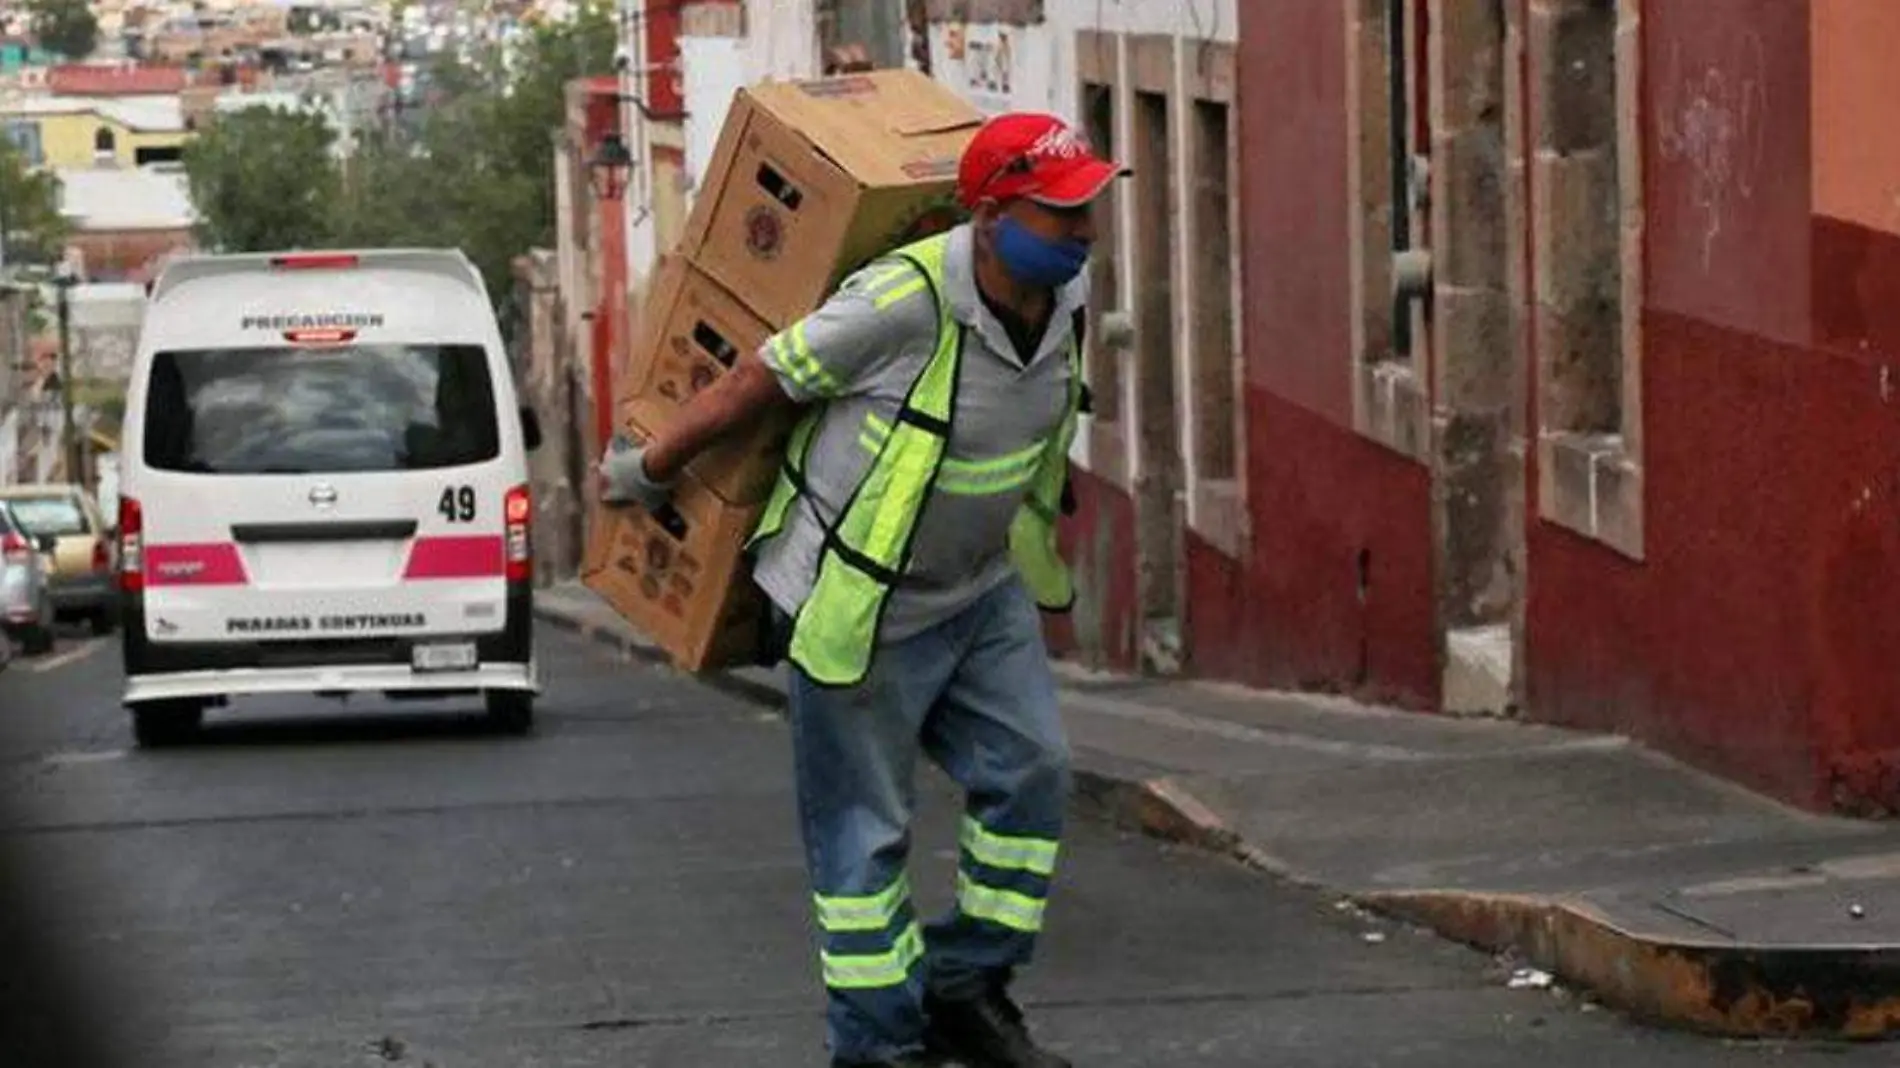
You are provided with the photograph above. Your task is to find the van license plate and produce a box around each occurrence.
[412,642,477,673]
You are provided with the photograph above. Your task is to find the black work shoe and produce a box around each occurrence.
[923,987,1071,1068]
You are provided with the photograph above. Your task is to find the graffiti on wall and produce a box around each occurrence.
[1657,31,1770,272]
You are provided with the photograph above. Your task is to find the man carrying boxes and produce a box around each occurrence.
[601,110,1126,1068]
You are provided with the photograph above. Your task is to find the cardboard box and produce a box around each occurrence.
[616,254,792,505]
[580,419,768,674]
[680,68,981,327]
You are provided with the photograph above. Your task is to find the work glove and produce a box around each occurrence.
[597,433,674,511]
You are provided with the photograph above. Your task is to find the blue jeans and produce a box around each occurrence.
[785,578,1072,1063]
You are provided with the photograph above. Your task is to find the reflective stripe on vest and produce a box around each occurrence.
[747,232,1082,687]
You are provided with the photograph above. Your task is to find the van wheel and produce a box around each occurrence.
[89,607,116,636]
[485,690,534,735]
[132,700,205,748]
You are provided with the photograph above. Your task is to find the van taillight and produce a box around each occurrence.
[504,484,531,583]
[119,497,144,593]
[91,539,109,573]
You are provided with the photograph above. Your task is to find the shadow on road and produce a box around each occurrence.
[165,706,532,750]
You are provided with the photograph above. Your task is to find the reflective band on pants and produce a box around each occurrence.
[820,920,927,990]
[814,875,912,933]
[956,872,1048,934]
[960,815,1059,876]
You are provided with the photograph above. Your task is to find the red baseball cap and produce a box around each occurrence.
[956,112,1129,210]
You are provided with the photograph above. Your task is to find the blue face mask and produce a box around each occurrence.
[993,216,1090,289]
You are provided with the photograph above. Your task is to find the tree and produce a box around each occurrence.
[0,136,68,266]
[178,3,618,303]
[182,106,342,253]
[332,3,617,301]
[27,0,97,60]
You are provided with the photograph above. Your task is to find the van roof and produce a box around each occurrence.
[148,248,488,304]
[140,248,502,353]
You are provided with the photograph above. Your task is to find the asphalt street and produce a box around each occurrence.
[0,624,1885,1067]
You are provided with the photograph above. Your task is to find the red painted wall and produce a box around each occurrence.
[642,0,684,120]
[1182,0,1437,706]
[1522,0,1900,811]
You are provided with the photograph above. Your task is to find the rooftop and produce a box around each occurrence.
[46,63,189,96]
[0,93,187,132]
[214,89,325,114]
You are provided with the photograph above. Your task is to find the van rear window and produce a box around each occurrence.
[142,345,502,475]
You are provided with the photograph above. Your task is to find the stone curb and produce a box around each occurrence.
[1362,890,1900,1040]
[535,597,1900,1041]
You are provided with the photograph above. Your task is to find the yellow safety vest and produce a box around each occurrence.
[747,231,1082,688]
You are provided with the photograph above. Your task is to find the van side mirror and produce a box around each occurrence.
[520,405,543,452]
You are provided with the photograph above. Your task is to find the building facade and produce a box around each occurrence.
[0,96,191,168]
[1230,0,1900,813]
[1526,0,1900,812]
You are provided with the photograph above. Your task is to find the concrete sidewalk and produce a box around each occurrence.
[533,581,1900,1041]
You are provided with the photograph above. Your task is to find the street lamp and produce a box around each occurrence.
[587,131,633,202]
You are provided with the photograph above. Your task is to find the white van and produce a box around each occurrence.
[118,249,543,746]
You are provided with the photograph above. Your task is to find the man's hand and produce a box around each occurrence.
[597,434,674,511]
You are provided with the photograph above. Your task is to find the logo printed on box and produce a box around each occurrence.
[646,536,672,573]
[745,205,784,259]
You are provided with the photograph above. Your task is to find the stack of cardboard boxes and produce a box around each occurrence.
[582,69,983,673]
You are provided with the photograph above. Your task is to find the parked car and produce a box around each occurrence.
[0,484,116,635]
[0,505,56,656]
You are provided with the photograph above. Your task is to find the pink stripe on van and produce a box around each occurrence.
[146,543,250,586]
[403,535,505,580]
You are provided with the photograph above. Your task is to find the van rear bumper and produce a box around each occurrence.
[123,660,537,706]
[121,581,535,676]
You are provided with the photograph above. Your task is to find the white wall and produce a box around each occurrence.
[666,0,821,240]
[925,0,1235,122]
[742,0,821,86]
[679,34,748,216]
[923,0,1238,528]
[626,0,821,285]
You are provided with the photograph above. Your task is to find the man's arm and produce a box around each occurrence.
[619,256,938,487]
[640,352,789,483]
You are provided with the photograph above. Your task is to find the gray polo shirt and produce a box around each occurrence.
[751,223,1084,642]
